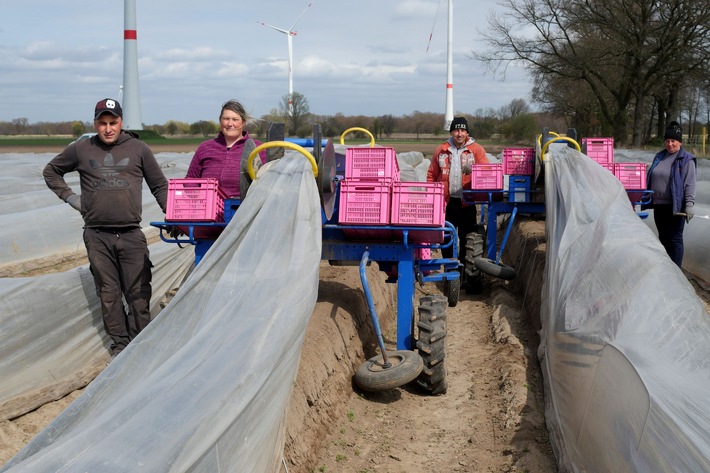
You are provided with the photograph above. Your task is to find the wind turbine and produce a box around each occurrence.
[122,0,143,130]
[426,0,454,132]
[258,2,313,117]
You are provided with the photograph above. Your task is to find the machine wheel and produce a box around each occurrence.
[444,277,460,307]
[474,257,517,280]
[416,294,448,395]
[354,350,424,392]
[464,232,485,294]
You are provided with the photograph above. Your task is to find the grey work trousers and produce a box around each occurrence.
[83,227,153,355]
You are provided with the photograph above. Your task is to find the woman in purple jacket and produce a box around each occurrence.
[186,100,267,198]
[646,121,697,267]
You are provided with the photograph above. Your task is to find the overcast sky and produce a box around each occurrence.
[0,0,532,125]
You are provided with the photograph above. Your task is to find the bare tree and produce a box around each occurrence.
[498,98,530,120]
[280,92,310,135]
[380,114,396,137]
[12,118,29,134]
[476,0,710,146]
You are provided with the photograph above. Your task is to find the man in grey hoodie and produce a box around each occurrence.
[44,98,169,358]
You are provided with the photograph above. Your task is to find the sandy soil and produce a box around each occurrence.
[283,218,556,473]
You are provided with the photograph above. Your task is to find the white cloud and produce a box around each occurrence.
[0,0,533,124]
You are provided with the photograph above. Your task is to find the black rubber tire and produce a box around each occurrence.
[416,294,448,395]
[444,277,460,307]
[354,350,424,392]
[474,257,517,280]
[464,232,485,294]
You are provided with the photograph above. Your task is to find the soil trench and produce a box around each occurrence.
[287,217,555,473]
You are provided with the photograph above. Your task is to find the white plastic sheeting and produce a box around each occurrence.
[541,145,710,472]
[0,243,194,421]
[0,152,196,421]
[1,153,322,472]
[0,153,193,275]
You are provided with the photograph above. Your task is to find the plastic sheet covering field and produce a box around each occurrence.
[541,145,710,472]
[0,152,194,420]
[0,242,193,421]
[0,153,192,276]
[1,154,322,472]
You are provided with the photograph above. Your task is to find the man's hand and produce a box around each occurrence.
[686,204,694,222]
[462,163,472,175]
[66,194,81,211]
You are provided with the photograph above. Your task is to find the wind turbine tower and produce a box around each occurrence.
[444,0,454,132]
[427,0,454,132]
[259,2,313,117]
[122,0,143,130]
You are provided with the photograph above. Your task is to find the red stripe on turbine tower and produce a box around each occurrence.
[124,30,137,40]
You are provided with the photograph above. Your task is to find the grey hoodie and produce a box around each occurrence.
[44,130,168,228]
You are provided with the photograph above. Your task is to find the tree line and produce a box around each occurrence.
[0,95,551,146]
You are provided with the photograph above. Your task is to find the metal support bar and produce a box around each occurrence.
[486,202,546,260]
[496,207,518,265]
[360,251,391,367]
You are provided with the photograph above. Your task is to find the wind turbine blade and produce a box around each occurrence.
[426,0,445,53]
[289,1,313,31]
[258,21,290,35]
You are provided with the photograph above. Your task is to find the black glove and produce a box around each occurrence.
[166,225,184,239]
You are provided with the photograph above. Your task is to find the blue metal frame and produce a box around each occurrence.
[152,207,460,352]
[462,189,546,260]
[321,222,459,350]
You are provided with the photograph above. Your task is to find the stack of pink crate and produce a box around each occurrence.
[582,137,647,202]
[582,137,615,173]
[339,147,445,243]
[502,147,535,202]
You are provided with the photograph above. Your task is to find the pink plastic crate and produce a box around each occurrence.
[166,178,226,222]
[614,163,647,189]
[391,182,445,226]
[338,180,391,225]
[470,163,504,202]
[345,147,400,181]
[391,182,444,243]
[502,147,535,175]
[582,137,614,165]
[471,163,503,189]
[614,162,647,202]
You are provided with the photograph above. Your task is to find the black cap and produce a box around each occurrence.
[663,121,682,142]
[94,98,123,120]
[450,116,468,133]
